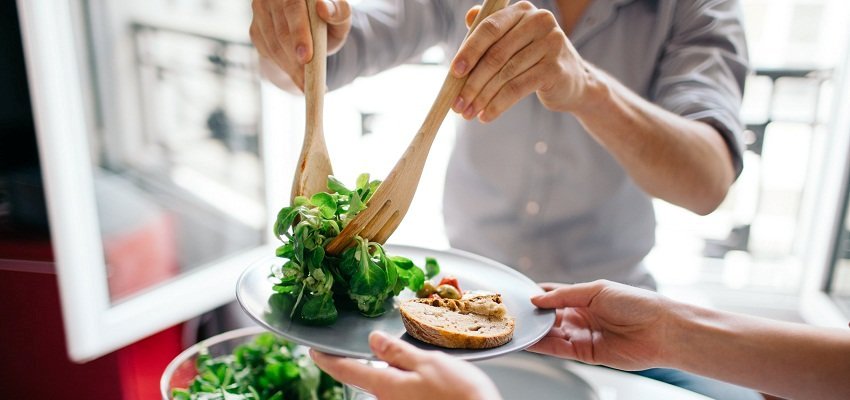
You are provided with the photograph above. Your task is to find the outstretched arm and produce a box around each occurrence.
[529,280,850,400]
[449,1,748,214]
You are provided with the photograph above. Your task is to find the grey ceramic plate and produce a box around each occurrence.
[476,352,599,400]
[236,244,555,361]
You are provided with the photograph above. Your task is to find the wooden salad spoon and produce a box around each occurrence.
[325,0,511,254]
[291,0,334,202]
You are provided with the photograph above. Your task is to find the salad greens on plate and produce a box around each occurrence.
[172,332,343,400]
[271,174,439,325]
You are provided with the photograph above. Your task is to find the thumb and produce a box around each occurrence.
[317,0,352,25]
[531,280,607,309]
[369,331,429,371]
[465,6,481,28]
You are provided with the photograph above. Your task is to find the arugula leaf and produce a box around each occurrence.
[390,256,414,270]
[425,257,440,279]
[273,206,301,241]
[173,334,343,400]
[270,175,442,324]
[299,293,338,325]
[355,173,370,191]
[326,176,350,195]
[310,193,337,220]
[350,261,388,297]
[408,265,425,292]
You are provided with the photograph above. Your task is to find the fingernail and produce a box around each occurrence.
[453,60,467,76]
[463,105,475,119]
[296,45,307,62]
[454,96,465,112]
[323,0,336,17]
[370,331,390,353]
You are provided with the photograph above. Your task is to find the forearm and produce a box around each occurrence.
[327,0,460,90]
[571,65,735,215]
[666,302,850,399]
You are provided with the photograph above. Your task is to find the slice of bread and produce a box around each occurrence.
[400,295,515,349]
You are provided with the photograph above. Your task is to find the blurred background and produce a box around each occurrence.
[2,0,850,398]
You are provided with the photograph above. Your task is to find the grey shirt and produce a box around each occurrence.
[328,0,749,289]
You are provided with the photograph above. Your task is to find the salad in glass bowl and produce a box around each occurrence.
[161,326,356,400]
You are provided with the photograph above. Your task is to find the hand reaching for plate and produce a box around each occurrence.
[310,331,502,400]
[528,280,670,371]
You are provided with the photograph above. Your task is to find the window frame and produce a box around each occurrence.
[17,0,297,362]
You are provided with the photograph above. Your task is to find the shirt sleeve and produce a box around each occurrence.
[327,0,466,90]
[650,0,750,177]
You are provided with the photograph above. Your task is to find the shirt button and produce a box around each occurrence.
[534,141,548,155]
[518,256,533,270]
[525,201,540,216]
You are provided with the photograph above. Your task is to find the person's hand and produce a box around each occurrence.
[528,280,673,371]
[250,0,352,91]
[450,1,594,123]
[310,331,501,400]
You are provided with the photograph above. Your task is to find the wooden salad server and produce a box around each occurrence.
[325,0,511,254]
[291,0,334,202]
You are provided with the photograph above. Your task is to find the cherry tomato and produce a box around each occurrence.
[438,276,461,292]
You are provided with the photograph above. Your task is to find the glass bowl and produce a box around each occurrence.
[160,326,374,399]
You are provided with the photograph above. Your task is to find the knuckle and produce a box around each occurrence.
[545,30,564,46]
[500,58,519,80]
[505,79,523,96]
[516,1,536,11]
[484,48,507,68]
[479,18,502,38]
[533,9,557,26]
[592,279,611,290]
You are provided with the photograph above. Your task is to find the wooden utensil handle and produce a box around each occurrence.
[413,0,510,151]
[305,0,327,139]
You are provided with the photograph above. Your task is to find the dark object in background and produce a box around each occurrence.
[0,168,48,231]
[0,0,48,236]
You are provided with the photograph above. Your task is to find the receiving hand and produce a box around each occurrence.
[310,331,501,400]
[250,0,352,91]
[450,1,593,122]
[528,280,672,371]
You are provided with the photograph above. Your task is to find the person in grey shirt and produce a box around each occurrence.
[251,0,758,398]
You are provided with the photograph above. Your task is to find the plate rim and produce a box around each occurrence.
[236,244,555,361]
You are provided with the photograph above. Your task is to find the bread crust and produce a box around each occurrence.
[400,296,515,349]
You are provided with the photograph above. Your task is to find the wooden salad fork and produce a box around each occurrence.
[325,0,511,255]
[291,0,334,202]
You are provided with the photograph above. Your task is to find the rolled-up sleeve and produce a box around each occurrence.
[650,0,749,177]
[327,0,466,90]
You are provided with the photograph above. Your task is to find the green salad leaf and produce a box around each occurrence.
[271,174,440,324]
[172,333,343,400]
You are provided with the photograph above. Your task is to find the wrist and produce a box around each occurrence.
[569,62,615,118]
[663,300,730,371]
